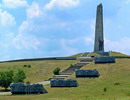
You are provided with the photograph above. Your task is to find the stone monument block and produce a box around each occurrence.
[75,69,100,78]
[94,56,115,63]
[50,79,78,87]
[10,82,48,94]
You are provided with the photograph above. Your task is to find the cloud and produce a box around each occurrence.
[13,33,41,50]
[2,0,28,9]
[45,0,80,9]
[59,39,79,55]
[19,21,29,34]
[0,10,16,26]
[105,37,130,54]
[13,19,41,50]
[125,0,130,4]
[9,2,42,50]
[55,37,93,56]
[26,2,41,19]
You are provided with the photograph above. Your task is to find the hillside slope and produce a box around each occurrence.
[1,58,130,100]
[0,60,78,83]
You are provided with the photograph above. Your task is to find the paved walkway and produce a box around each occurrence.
[37,81,50,85]
[0,92,11,95]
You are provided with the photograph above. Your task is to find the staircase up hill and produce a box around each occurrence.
[51,52,93,79]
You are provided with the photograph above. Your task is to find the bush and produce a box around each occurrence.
[13,69,26,83]
[28,65,31,68]
[114,82,120,85]
[103,87,107,92]
[53,67,60,75]
[23,65,28,67]
[23,65,31,68]
[26,81,30,84]
[70,64,74,67]
[0,70,14,90]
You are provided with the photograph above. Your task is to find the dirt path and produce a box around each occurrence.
[0,92,11,95]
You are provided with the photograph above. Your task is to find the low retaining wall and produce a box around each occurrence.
[0,57,76,63]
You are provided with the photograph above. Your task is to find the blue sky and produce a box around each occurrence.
[0,0,130,60]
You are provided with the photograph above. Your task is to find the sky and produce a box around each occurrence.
[0,0,130,60]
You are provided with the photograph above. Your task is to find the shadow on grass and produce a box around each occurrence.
[0,89,11,92]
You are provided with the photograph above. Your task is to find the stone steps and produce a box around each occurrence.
[52,75,70,79]
[81,52,90,57]
[50,56,92,79]
[59,62,88,76]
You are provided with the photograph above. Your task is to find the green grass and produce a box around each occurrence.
[87,52,101,57]
[85,51,129,57]
[69,53,83,57]
[109,51,129,57]
[1,58,130,99]
[0,60,78,83]
[70,51,129,57]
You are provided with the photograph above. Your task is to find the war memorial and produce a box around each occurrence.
[0,3,129,99]
[9,3,117,94]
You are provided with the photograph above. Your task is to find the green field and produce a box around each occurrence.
[1,55,130,99]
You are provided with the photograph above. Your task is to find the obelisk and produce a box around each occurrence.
[94,3,104,52]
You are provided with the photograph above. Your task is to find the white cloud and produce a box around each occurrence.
[2,0,28,9]
[84,37,93,45]
[125,0,130,4]
[6,32,14,38]
[10,2,43,50]
[45,0,80,9]
[13,33,41,50]
[12,19,41,50]
[105,37,130,54]
[0,10,16,26]
[59,39,79,55]
[26,2,41,19]
[19,21,29,33]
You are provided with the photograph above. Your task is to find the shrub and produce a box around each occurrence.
[114,82,120,85]
[53,67,60,75]
[28,65,31,68]
[23,65,31,68]
[23,65,28,67]
[70,64,73,67]
[13,69,26,83]
[103,87,107,92]
[26,81,30,84]
[0,70,14,90]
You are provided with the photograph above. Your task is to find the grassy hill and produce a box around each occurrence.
[1,53,130,100]
[69,53,84,57]
[86,51,129,57]
[0,60,78,83]
[87,52,101,57]
[109,51,130,56]
[69,51,129,57]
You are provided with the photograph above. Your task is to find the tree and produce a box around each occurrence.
[13,69,26,83]
[53,67,60,75]
[0,70,14,90]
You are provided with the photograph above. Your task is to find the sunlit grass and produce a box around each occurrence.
[0,60,78,83]
[1,58,130,99]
